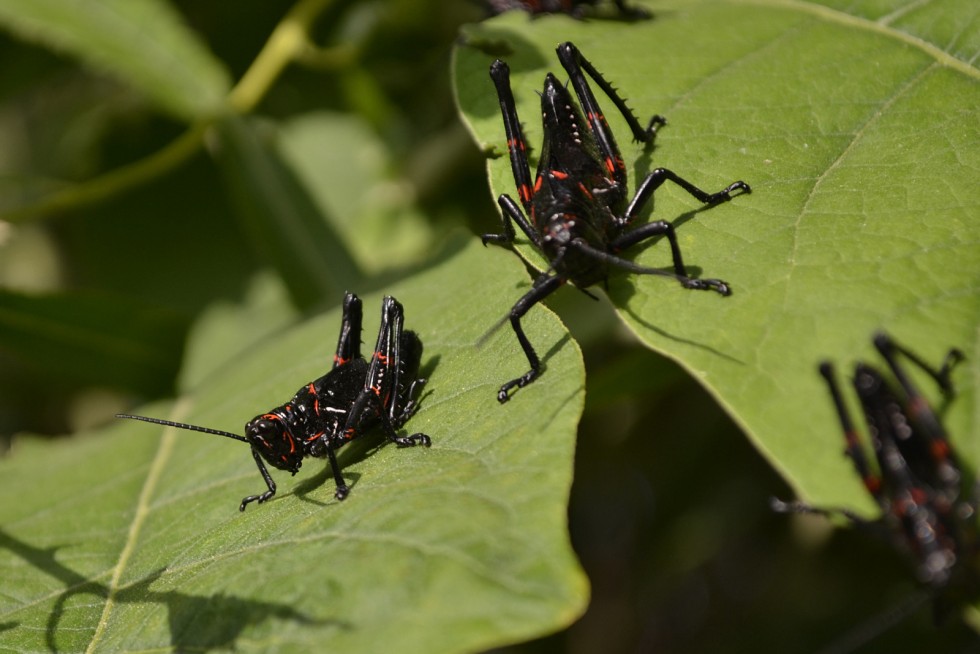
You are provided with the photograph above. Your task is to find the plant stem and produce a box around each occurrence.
[3,0,338,224]
[3,125,206,224]
[228,0,336,113]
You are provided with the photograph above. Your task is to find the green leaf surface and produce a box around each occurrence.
[454,0,979,516]
[0,238,587,653]
[0,0,231,120]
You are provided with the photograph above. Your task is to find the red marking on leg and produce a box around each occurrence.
[909,487,928,506]
[519,183,532,203]
[864,476,881,495]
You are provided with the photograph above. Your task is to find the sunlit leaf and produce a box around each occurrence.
[454,0,979,519]
[0,238,587,652]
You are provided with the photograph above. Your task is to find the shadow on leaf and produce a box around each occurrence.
[0,528,344,652]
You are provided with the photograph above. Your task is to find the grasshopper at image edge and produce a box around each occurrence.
[774,332,979,636]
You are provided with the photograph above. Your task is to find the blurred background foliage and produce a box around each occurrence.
[0,0,976,651]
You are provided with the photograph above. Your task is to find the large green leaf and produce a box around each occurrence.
[454,0,979,516]
[0,0,231,120]
[0,239,587,652]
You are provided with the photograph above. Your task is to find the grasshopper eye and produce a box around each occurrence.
[245,418,280,446]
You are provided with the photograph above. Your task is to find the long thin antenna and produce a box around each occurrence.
[476,311,512,348]
[569,239,695,281]
[116,414,248,443]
